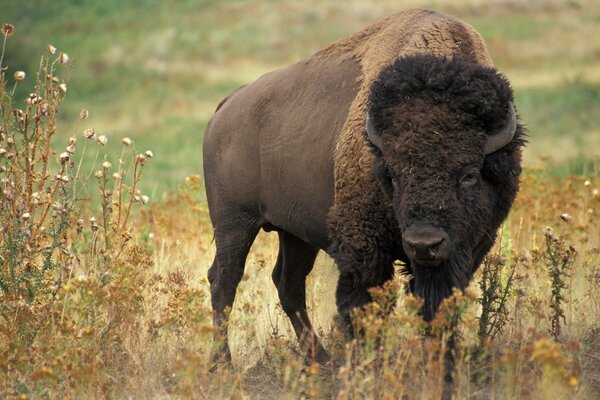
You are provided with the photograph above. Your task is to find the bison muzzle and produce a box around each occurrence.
[203,9,525,365]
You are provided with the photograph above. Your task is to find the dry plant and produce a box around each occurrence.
[0,24,182,399]
[542,226,577,341]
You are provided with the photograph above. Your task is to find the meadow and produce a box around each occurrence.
[0,0,599,398]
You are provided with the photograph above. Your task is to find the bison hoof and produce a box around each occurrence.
[305,345,330,365]
[209,345,233,373]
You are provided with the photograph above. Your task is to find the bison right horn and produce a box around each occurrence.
[484,102,517,154]
[366,112,384,149]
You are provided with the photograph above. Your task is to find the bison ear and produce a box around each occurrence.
[366,112,384,149]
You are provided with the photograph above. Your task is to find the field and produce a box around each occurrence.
[0,0,599,398]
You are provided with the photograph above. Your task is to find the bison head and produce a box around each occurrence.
[366,55,525,321]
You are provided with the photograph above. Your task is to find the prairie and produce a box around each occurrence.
[0,0,599,398]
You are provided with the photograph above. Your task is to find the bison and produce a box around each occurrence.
[203,9,525,364]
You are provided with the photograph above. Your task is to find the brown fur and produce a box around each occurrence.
[325,9,493,257]
[203,9,524,368]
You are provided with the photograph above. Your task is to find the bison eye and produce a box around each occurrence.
[459,170,480,188]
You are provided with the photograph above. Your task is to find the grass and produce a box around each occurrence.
[1,1,600,399]
[2,0,600,192]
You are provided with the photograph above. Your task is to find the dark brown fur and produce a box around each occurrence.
[202,9,525,366]
[331,54,525,324]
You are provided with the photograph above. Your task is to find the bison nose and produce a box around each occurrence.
[402,226,450,267]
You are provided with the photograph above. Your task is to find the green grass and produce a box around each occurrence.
[470,13,554,41]
[516,80,600,172]
[517,81,600,136]
[3,0,600,193]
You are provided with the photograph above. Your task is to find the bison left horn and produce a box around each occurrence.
[484,102,517,154]
[366,112,384,149]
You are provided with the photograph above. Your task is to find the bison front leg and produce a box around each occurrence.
[332,241,395,337]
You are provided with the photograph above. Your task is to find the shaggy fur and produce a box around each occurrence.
[203,9,525,365]
[357,54,526,321]
[325,11,525,323]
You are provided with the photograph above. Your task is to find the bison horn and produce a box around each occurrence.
[366,112,384,149]
[484,102,517,154]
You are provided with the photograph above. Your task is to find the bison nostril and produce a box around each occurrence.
[402,226,450,265]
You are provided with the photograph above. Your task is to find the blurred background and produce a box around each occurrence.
[3,0,600,197]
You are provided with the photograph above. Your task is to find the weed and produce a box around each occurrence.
[543,226,577,341]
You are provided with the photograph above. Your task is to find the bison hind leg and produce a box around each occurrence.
[208,213,261,366]
[272,231,329,364]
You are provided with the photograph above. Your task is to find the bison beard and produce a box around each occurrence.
[411,256,470,322]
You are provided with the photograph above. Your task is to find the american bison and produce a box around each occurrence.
[203,9,525,363]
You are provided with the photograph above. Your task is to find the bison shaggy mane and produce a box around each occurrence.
[369,54,519,138]
[360,54,527,321]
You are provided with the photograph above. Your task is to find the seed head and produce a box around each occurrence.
[25,93,41,106]
[136,154,146,164]
[80,109,89,119]
[83,128,96,139]
[14,71,26,81]
[68,136,77,145]
[58,83,67,93]
[102,161,112,169]
[1,24,15,37]
[141,195,150,204]
[112,172,122,180]
[58,152,70,164]
[40,101,49,115]
[58,52,69,64]
[96,135,108,146]
[560,213,571,223]
[145,150,154,158]
[48,44,57,54]
[584,179,591,187]
[90,217,99,231]
[21,212,31,220]
[542,226,555,239]
[122,137,132,146]
[94,170,103,178]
